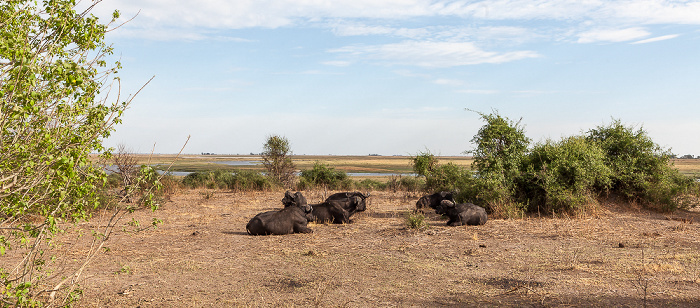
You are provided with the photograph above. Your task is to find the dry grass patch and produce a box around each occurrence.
[53,189,700,307]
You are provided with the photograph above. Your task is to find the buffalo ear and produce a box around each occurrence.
[295,192,307,204]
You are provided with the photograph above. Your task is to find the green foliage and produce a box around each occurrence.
[404,212,429,230]
[228,170,275,191]
[410,112,698,217]
[412,150,438,177]
[519,136,612,213]
[425,162,472,193]
[586,120,695,211]
[298,162,352,190]
[182,170,233,189]
[469,110,530,203]
[182,170,275,191]
[0,0,130,306]
[355,179,387,190]
[261,135,296,187]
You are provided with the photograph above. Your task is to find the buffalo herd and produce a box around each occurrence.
[246,190,487,236]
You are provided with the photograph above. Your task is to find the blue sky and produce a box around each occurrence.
[90,0,700,156]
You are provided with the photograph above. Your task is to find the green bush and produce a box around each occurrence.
[518,136,612,213]
[425,162,472,193]
[298,162,352,190]
[182,170,275,191]
[412,150,438,177]
[182,170,231,189]
[399,176,424,192]
[228,170,275,191]
[404,212,429,230]
[355,179,387,190]
[586,120,695,211]
[468,111,530,205]
[412,112,698,216]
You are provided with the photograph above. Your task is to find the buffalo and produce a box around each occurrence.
[308,201,351,224]
[246,191,314,235]
[283,191,369,224]
[415,191,454,212]
[325,191,369,216]
[435,200,487,226]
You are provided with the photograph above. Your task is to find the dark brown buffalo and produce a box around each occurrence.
[415,191,454,212]
[283,191,369,224]
[324,191,369,216]
[435,200,487,226]
[246,191,313,235]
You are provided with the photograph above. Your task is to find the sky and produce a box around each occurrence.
[87,0,700,156]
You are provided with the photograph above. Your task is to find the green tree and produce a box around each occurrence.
[467,110,530,208]
[261,135,296,187]
[412,150,438,177]
[586,119,695,210]
[298,161,351,190]
[0,1,148,305]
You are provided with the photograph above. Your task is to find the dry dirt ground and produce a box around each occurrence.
[67,190,700,307]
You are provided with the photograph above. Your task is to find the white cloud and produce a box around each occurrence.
[455,89,498,94]
[87,0,700,48]
[322,61,352,67]
[331,23,430,39]
[577,27,650,43]
[90,1,700,33]
[631,34,680,44]
[331,41,539,67]
[606,0,700,24]
[433,78,464,86]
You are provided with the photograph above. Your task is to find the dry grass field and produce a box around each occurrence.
[59,188,700,307]
[128,154,473,174]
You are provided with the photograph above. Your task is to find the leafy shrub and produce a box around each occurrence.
[586,120,696,211]
[425,162,472,193]
[518,136,612,213]
[261,135,296,187]
[412,112,698,216]
[404,212,429,230]
[412,150,438,177]
[468,111,530,206]
[355,179,387,190]
[298,162,352,190]
[228,170,275,191]
[399,176,424,192]
[182,170,274,191]
[134,165,165,209]
[182,170,232,189]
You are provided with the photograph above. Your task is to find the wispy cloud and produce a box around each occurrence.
[331,41,539,67]
[455,89,498,94]
[93,0,700,51]
[577,27,650,43]
[433,78,464,86]
[331,23,430,39]
[322,60,352,67]
[631,34,680,44]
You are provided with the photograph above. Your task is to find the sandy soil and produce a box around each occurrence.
[63,189,700,307]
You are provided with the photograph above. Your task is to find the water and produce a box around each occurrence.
[212,161,260,166]
[155,170,413,177]
[347,172,416,177]
[157,170,193,176]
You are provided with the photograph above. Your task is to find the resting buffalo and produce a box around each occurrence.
[309,201,351,224]
[325,192,369,215]
[246,191,314,235]
[415,191,454,212]
[283,191,369,224]
[435,200,487,226]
